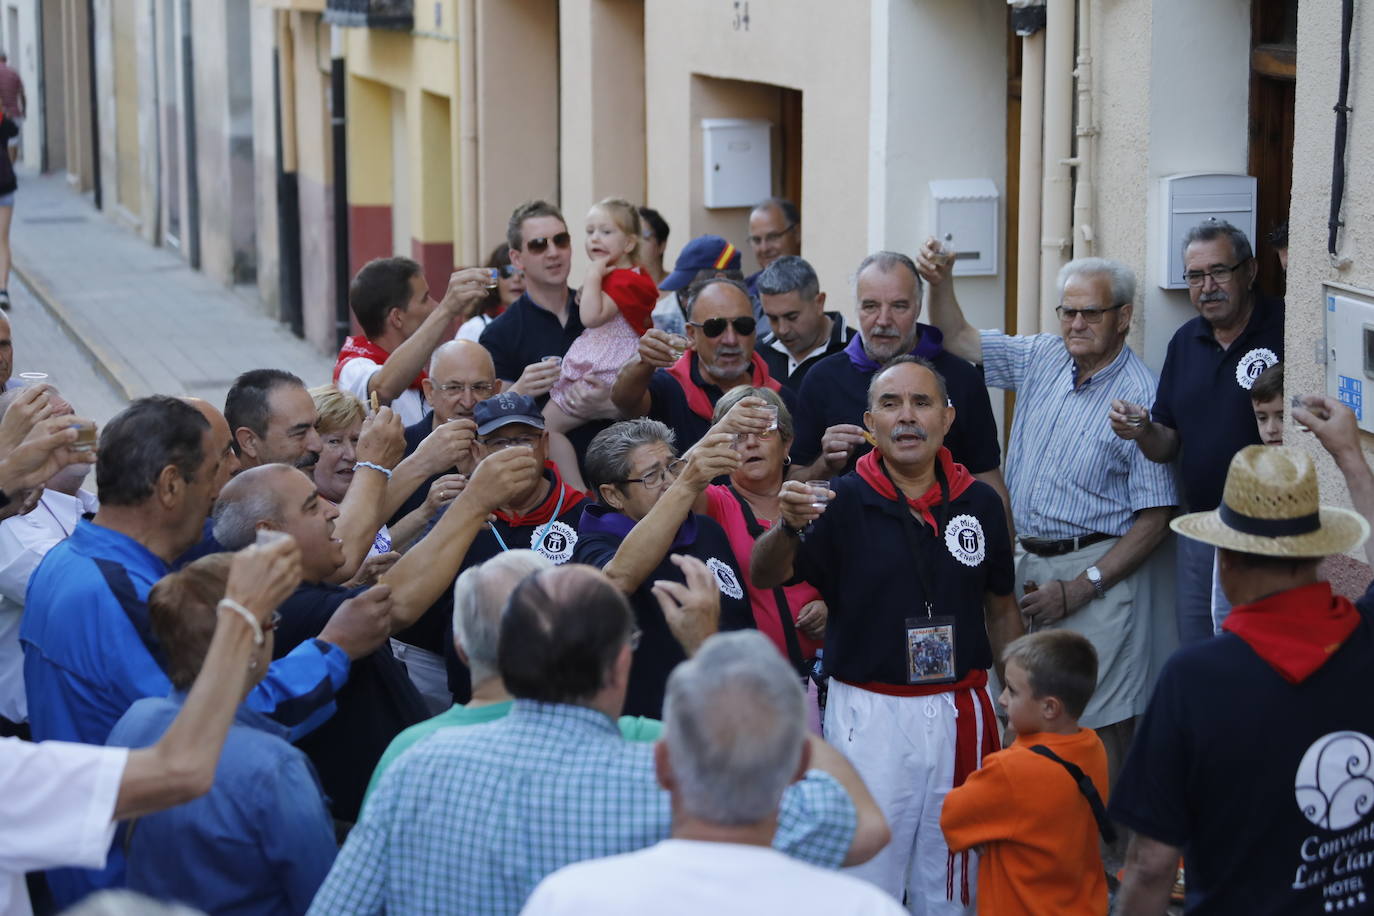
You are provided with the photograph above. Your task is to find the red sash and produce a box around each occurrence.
[333,335,427,391]
[664,352,781,421]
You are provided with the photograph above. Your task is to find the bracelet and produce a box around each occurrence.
[355,460,393,480]
[217,598,264,646]
[1058,580,1069,613]
[779,519,805,538]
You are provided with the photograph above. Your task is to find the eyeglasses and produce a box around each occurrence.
[524,233,572,254]
[628,627,643,652]
[621,457,686,489]
[688,316,757,339]
[480,434,538,451]
[1183,259,1248,288]
[747,224,797,247]
[434,381,496,396]
[1055,303,1126,323]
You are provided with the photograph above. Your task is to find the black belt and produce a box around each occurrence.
[1019,532,1114,557]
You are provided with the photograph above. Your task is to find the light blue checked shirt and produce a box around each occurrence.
[307,700,857,915]
[980,331,1178,539]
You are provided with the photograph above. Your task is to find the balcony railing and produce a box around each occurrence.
[324,0,412,30]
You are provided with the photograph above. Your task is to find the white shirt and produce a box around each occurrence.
[336,356,429,427]
[521,838,907,916]
[457,313,494,343]
[0,487,97,722]
[0,738,127,916]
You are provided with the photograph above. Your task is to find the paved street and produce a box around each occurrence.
[10,169,335,411]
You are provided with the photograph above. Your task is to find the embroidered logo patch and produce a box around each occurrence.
[1236,347,1278,390]
[706,557,745,600]
[944,514,986,568]
[530,521,577,564]
[1294,730,1374,831]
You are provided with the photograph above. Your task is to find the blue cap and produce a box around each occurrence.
[473,392,545,436]
[659,235,742,291]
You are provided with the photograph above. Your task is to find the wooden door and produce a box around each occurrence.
[1248,0,1297,300]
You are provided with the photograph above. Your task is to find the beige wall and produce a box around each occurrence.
[643,0,870,307]
[1288,0,1374,532]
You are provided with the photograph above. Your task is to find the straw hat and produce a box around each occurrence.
[1171,445,1369,558]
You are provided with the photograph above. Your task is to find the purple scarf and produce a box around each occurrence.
[578,502,700,550]
[845,322,946,372]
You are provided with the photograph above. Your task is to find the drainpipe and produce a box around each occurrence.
[180,0,200,269]
[1067,0,1096,260]
[1038,0,1073,330]
[1015,13,1045,334]
[331,25,350,349]
[458,0,478,265]
[86,0,100,209]
[274,11,303,337]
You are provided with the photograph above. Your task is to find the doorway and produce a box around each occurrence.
[1247,0,1296,300]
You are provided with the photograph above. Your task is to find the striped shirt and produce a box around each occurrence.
[307,700,856,915]
[981,331,1177,539]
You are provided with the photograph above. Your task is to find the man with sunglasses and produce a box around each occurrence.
[1109,219,1284,646]
[925,253,1177,812]
[612,276,794,452]
[480,201,585,401]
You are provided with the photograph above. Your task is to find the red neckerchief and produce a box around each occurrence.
[665,352,782,421]
[333,335,427,391]
[841,669,999,905]
[855,447,974,535]
[1222,581,1361,684]
[493,461,585,527]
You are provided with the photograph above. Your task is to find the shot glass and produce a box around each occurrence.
[542,355,563,368]
[761,404,779,433]
[1124,405,1147,428]
[805,481,833,509]
[18,372,49,387]
[931,233,956,268]
[484,268,500,289]
[71,421,97,452]
[666,333,690,360]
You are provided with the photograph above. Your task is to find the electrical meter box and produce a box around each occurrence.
[1155,173,1257,290]
[928,179,1000,277]
[702,118,772,209]
[1325,283,1374,433]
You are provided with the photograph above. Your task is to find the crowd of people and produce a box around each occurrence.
[2,192,1373,916]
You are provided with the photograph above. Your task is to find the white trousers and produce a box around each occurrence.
[390,640,453,715]
[827,679,986,915]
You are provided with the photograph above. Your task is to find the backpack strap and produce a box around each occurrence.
[1028,744,1118,843]
[727,485,810,678]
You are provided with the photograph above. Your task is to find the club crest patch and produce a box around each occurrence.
[530,521,577,564]
[944,514,986,568]
[706,557,745,600]
[1236,347,1278,390]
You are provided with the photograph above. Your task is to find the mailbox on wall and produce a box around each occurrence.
[928,179,1000,277]
[702,118,772,209]
[1155,173,1257,290]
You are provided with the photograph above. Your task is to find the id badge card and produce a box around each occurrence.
[906,615,957,685]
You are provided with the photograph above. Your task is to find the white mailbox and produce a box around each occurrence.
[1155,173,1257,290]
[928,179,999,277]
[1325,283,1374,433]
[702,118,772,209]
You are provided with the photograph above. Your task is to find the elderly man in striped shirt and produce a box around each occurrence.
[922,249,1176,798]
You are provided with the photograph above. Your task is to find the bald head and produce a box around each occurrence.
[211,464,297,549]
[425,339,498,424]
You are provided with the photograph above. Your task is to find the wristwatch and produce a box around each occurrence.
[1085,565,1105,599]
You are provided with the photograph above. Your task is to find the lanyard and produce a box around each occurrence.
[878,459,949,619]
[488,484,566,553]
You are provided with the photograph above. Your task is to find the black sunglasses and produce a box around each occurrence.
[524,233,571,254]
[688,316,757,339]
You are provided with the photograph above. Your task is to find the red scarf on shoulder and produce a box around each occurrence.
[854,446,974,535]
[493,461,585,527]
[665,352,781,421]
[333,336,427,391]
[1223,581,1361,684]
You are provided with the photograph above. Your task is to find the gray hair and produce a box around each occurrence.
[751,197,800,227]
[211,466,291,549]
[755,256,819,301]
[452,550,553,685]
[712,386,794,442]
[584,418,676,493]
[663,631,807,825]
[853,250,923,299]
[1181,218,1254,265]
[1056,257,1136,307]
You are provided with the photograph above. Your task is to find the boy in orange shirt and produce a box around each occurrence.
[940,630,1110,915]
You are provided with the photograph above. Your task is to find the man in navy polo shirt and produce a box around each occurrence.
[790,252,1007,513]
[480,200,583,400]
[573,418,754,718]
[753,356,1023,912]
[758,255,855,392]
[1112,427,1374,914]
[611,276,793,452]
[1111,219,1284,645]
[398,392,588,700]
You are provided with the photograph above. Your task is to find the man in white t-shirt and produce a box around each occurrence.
[520,631,903,916]
[334,257,490,426]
